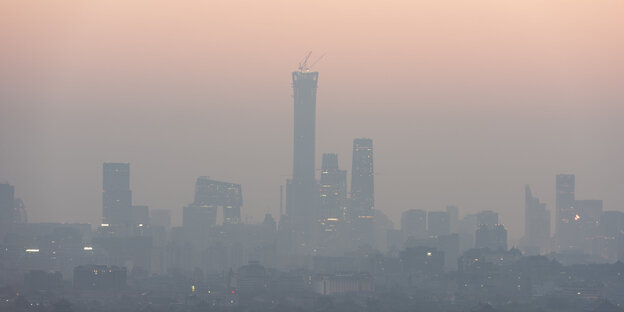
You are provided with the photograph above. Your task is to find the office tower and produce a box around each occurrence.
[402,209,427,240]
[350,138,375,245]
[597,211,624,262]
[102,163,132,227]
[556,174,576,250]
[457,214,477,252]
[575,199,603,254]
[524,185,550,253]
[446,205,459,233]
[600,211,624,239]
[428,211,451,237]
[0,183,15,240]
[476,210,499,228]
[194,177,243,224]
[475,224,508,250]
[318,154,348,256]
[285,68,320,252]
[319,153,347,219]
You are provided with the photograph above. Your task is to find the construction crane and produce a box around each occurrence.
[297,51,325,72]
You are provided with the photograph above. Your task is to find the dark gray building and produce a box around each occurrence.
[102,163,132,227]
[524,185,550,253]
[194,176,242,224]
[319,153,347,220]
[350,138,375,246]
[285,69,320,253]
[428,211,451,237]
[556,174,576,251]
[476,210,499,228]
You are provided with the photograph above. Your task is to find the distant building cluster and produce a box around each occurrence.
[1,66,624,312]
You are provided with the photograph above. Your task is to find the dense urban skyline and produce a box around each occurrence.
[1,1,624,242]
[2,2,624,310]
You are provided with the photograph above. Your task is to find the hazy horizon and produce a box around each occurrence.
[1,0,623,241]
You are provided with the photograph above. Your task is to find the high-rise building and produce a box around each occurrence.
[476,210,499,228]
[318,153,348,256]
[194,177,242,224]
[102,163,132,227]
[475,224,508,250]
[285,69,320,252]
[428,211,451,237]
[350,138,375,246]
[556,174,576,250]
[446,205,459,233]
[319,153,347,220]
[524,185,550,253]
[597,211,624,262]
[401,209,427,240]
[575,199,602,253]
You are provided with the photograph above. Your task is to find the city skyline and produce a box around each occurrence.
[2,2,624,311]
[2,0,623,243]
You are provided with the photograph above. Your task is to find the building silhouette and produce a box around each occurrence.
[349,138,375,246]
[319,153,347,220]
[428,211,451,237]
[194,176,243,224]
[476,210,499,228]
[318,153,348,256]
[102,163,132,228]
[446,205,459,233]
[524,185,550,254]
[476,224,508,250]
[556,174,576,251]
[285,69,320,253]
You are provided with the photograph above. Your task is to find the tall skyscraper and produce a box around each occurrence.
[194,177,243,224]
[102,163,132,227]
[285,68,320,253]
[524,185,550,253]
[556,174,576,250]
[428,211,451,237]
[350,138,375,245]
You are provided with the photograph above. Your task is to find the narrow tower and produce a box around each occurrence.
[285,61,320,253]
[349,138,375,246]
[102,163,132,227]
